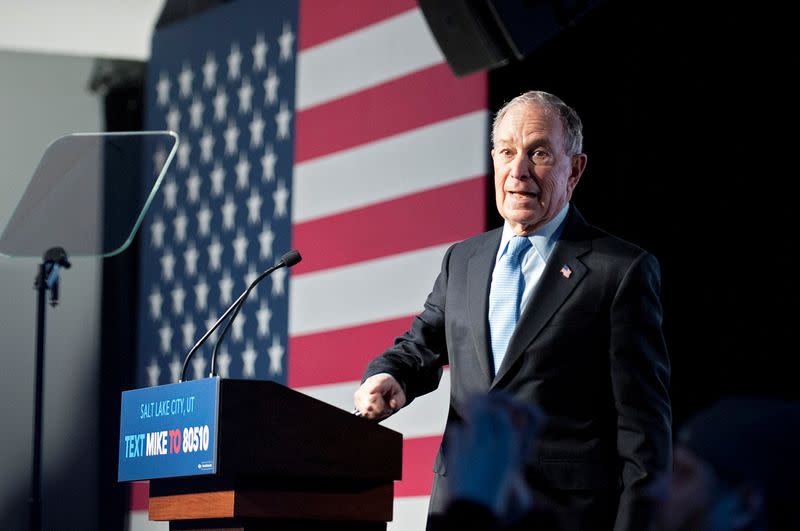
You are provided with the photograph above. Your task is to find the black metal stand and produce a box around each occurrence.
[30,247,70,531]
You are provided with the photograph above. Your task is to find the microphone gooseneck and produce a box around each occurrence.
[180,249,302,382]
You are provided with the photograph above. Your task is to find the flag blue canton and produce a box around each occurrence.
[136,0,298,387]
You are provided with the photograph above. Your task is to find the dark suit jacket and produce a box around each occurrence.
[363,206,672,531]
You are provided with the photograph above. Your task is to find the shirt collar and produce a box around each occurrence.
[497,203,570,263]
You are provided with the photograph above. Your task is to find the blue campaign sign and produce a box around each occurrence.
[118,377,219,481]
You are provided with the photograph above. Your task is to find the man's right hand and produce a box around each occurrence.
[353,373,407,420]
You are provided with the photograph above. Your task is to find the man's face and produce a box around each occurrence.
[491,103,586,236]
[652,446,749,531]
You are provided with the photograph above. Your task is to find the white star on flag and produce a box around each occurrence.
[273,179,289,217]
[197,204,213,236]
[213,87,228,122]
[249,111,265,147]
[264,68,279,104]
[184,244,199,276]
[147,358,161,387]
[168,356,181,383]
[278,22,294,62]
[258,223,274,259]
[267,336,284,375]
[160,251,175,281]
[222,195,237,230]
[216,347,232,377]
[224,120,240,155]
[189,97,204,129]
[219,270,234,305]
[232,230,249,265]
[173,210,188,242]
[156,70,170,106]
[252,33,268,71]
[150,217,165,248]
[245,264,259,299]
[235,154,251,189]
[231,314,246,343]
[148,288,163,320]
[260,144,277,181]
[256,301,272,337]
[275,101,292,139]
[166,106,181,132]
[208,238,223,271]
[192,354,207,380]
[177,142,191,170]
[200,128,215,161]
[238,77,254,113]
[163,180,178,209]
[181,316,196,348]
[246,188,262,224]
[241,341,257,377]
[202,52,217,89]
[204,310,219,343]
[271,266,286,296]
[171,284,186,314]
[153,145,168,175]
[178,63,194,98]
[159,323,173,354]
[187,169,201,203]
[227,42,242,80]
[210,162,225,196]
[194,277,209,311]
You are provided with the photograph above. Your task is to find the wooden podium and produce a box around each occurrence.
[144,379,402,530]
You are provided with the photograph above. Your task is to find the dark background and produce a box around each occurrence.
[487,0,797,427]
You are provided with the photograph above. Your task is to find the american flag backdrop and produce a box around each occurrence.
[131,1,487,529]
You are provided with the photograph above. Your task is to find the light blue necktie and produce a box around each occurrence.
[489,236,532,376]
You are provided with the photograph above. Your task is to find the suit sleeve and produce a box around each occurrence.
[610,252,672,531]
[361,245,454,404]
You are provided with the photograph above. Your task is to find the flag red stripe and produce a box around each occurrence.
[288,315,414,387]
[291,176,486,276]
[129,481,149,512]
[295,65,487,162]
[298,0,418,51]
[396,435,442,497]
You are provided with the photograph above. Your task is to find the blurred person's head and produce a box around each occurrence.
[652,398,800,531]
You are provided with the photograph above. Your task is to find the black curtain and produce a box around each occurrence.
[488,0,797,427]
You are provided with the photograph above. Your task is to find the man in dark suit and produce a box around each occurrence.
[353,90,672,531]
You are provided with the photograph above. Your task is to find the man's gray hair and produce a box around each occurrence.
[492,91,584,155]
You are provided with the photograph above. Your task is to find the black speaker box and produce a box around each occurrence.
[418,0,605,76]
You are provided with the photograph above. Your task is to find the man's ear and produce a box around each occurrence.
[729,483,764,530]
[567,153,587,195]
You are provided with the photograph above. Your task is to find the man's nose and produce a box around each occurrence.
[509,154,531,180]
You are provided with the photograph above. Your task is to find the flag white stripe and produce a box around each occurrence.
[293,111,488,223]
[128,512,167,530]
[389,496,431,530]
[296,9,444,110]
[289,243,450,336]
[296,370,450,439]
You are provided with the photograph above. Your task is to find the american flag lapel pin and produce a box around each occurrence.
[560,264,572,279]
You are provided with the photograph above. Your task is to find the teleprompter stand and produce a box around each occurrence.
[0,131,178,531]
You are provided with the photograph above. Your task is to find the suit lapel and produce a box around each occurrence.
[467,229,501,386]
[492,209,592,387]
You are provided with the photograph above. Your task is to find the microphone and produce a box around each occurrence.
[179,249,302,382]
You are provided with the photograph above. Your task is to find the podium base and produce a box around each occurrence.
[150,480,393,522]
